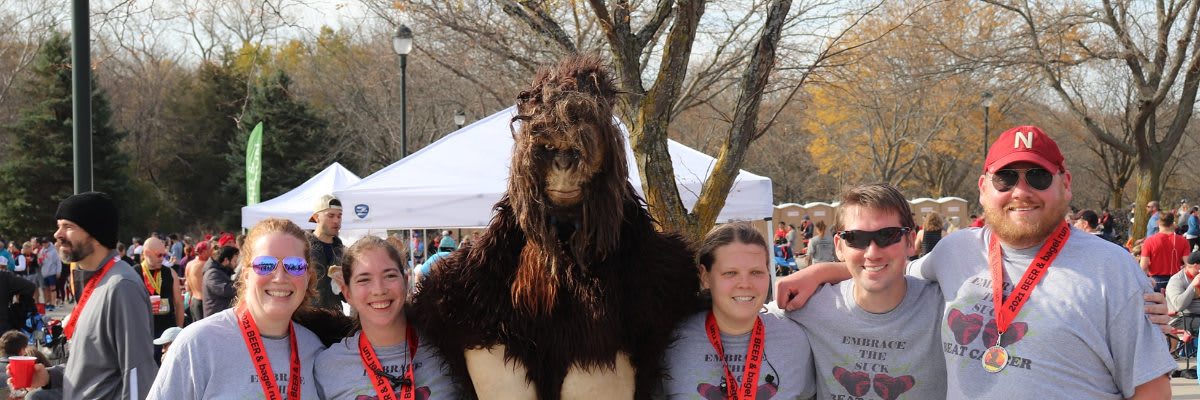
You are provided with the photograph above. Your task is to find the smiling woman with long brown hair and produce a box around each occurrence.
[313,236,458,399]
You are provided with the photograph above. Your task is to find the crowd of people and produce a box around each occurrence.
[0,124,1181,399]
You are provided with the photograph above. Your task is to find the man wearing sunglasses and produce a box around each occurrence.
[136,237,185,363]
[787,184,947,399]
[778,126,1174,399]
[1147,201,1162,236]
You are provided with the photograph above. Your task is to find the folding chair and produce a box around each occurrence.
[1169,314,1200,379]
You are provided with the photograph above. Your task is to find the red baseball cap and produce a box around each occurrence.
[218,233,236,248]
[194,240,210,255]
[983,125,1066,173]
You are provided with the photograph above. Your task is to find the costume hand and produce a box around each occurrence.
[1144,292,1171,335]
[774,270,819,310]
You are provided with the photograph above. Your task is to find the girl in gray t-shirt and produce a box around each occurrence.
[659,223,816,399]
[314,236,458,399]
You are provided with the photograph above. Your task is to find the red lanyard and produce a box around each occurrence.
[705,312,765,400]
[359,326,418,400]
[237,306,302,400]
[64,256,117,340]
[988,222,1070,337]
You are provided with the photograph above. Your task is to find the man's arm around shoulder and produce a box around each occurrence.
[775,262,851,309]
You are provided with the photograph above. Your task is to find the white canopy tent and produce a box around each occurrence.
[241,162,362,229]
[336,107,773,230]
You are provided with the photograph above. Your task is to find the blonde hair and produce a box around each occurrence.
[232,218,318,312]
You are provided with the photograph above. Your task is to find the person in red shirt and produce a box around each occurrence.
[969,214,985,228]
[1141,212,1191,292]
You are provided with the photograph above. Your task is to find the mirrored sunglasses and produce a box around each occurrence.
[250,256,308,276]
[990,168,1054,192]
[836,227,912,249]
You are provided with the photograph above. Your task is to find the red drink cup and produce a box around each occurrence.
[9,356,37,389]
[150,295,161,313]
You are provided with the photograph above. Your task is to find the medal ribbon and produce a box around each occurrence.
[141,261,161,295]
[704,312,765,400]
[64,256,118,340]
[989,221,1070,338]
[359,325,418,400]
[237,306,302,400]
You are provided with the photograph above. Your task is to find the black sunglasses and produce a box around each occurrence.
[990,168,1054,192]
[836,227,911,249]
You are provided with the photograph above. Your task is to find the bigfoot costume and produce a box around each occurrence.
[412,56,700,399]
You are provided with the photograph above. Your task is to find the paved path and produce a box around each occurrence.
[1176,360,1200,398]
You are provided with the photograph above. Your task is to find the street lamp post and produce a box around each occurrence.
[454,109,466,130]
[392,25,413,158]
[981,91,993,161]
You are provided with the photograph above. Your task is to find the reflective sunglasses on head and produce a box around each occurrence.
[836,227,912,249]
[990,167,1055,192]
[250,256,308,276]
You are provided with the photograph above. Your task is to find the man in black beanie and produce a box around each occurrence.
[14,191,157,399]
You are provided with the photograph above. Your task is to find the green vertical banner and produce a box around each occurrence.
[246,122,264,205]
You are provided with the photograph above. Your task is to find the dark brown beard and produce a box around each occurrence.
[63,240,93,263]
[983,192,1070,248]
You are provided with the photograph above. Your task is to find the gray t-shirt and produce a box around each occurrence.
[314,330,459,399]
[909,226,1175,399]
[147,308,325,399]
[1165,269,1200,326]
[51,252,157,399]
[659,310,816,399]
[787,275,946,400]
[807,235,837,264]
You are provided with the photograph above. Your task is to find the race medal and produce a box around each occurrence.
[985,222,1070,374]
[981,345,1009,373]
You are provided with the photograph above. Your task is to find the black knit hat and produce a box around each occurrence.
[54,192,119,249]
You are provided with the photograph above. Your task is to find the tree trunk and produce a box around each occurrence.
[1131,156,1165,241]
[629,0,705,236]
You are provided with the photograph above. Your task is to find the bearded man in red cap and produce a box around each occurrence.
[778,126,1174,399]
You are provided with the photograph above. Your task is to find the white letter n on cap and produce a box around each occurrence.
[1013,131,1034,149]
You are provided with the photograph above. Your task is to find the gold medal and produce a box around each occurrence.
[982,345,1009,373]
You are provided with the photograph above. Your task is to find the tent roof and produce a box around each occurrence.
[336,107,772,229]
[241,162,361,229]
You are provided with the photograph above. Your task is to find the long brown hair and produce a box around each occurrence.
[233,218,318,312]
[923,211,944,231]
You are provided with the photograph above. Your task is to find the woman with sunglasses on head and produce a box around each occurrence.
[313,236,458,399]
[148,218,325,399]
[658,222,816,399]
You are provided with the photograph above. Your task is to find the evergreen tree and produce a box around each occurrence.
[222,70,332,227]
[162,59,247,231]
[0,32,135,241]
